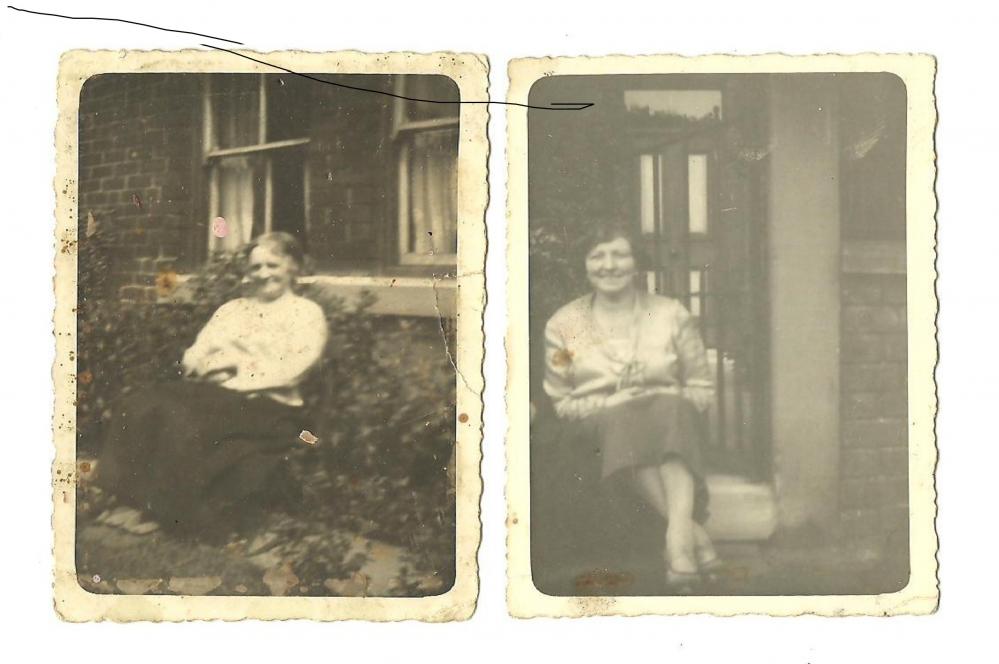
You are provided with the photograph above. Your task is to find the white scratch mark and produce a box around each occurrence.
[432,277,471,393]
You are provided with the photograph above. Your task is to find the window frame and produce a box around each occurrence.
[201,75,311,248]
[392,76,460,267]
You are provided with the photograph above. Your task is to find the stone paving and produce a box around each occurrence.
[76,520,444,597]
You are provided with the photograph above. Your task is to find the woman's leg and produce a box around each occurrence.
[659,461,698,574]
[692,523,719,566]
[633,467,669,520]
[634,464,698,574]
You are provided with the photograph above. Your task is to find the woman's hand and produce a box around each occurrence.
[605,387,655,409]
[186,351,239,383]
[200,368,236,384]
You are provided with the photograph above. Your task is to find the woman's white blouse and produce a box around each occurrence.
[181,293,328,406]
[543,292,714,419]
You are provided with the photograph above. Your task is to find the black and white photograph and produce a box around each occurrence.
[52,50,487,621]
[507,55,937,615]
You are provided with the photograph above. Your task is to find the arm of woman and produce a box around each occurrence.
[221,299,329,392]
[181,301,239,378]
[542,320,608,420]
[673,304,714,412]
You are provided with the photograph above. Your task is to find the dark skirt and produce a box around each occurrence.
[97,381,313,536]
[530,393,710,592]
[590,393,709,523]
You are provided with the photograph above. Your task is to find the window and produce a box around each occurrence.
[203,74,311,253]
[393,76,460,265]
[623,89,722,121]
[203,74,460,272]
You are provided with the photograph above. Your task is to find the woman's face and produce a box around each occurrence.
[247,245,297,302]
[585,236,637,297]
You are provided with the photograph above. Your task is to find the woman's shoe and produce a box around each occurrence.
[665,568,702,594]
[697,556,725,584]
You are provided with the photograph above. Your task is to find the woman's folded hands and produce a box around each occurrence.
[605,385,680,409]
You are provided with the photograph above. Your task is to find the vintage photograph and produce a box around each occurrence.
[507,55,937,616]
[53,51,486,621]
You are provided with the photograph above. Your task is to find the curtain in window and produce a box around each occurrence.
[211,156,257,253]
[407,128,458,256]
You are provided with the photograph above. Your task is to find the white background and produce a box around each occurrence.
[0,0,992,661]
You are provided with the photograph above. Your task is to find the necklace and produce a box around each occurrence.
[589,292,645,390]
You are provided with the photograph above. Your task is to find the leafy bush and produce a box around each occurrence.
[76,224,456,594]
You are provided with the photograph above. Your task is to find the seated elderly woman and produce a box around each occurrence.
[539,223,720,591]
[96,232,328,539]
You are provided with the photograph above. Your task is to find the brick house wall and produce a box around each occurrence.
[79,74,201,299]
[839,268,909,541]
[836,73,908,545]
[305,76,394,270]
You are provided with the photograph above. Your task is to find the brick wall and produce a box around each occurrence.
[79,74,201,299]
[305,76,393,270]
[839,271,909,541]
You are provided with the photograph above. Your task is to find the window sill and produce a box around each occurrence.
[299,274,457,319]
[160,273,456,319]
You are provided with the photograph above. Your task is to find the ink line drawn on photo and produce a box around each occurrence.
[10,4,595,111]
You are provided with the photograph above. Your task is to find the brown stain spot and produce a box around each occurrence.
[458,413,469,423]
[78,370,93,385]
[512,517,519,525]
[60,238,78,255]
[551,348,574,367]
[298,430,319,445]
[155,270,178,297]
[79,461,91,473]
[574,569,635,592]
[729,565,751,583]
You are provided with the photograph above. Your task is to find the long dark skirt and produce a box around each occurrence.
[97,381,313,537]
[531,394,709,593]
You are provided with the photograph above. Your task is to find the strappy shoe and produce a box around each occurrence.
[665,567,702,594]
[697,555,725,584]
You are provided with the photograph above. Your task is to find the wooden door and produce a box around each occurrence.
[634,126,771,479]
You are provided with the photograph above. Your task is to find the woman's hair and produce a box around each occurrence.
[244,232,308,275]
[577,222,648,272]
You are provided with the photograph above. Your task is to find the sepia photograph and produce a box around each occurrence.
[53,50,487,621]
[507,55,937,616]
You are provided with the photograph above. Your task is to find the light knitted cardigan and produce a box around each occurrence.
[543,291,714,420]
[181,292,328,406]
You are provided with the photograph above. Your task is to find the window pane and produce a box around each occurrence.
[624,90,722,121]
[405,127,458,256]
[688,154,709,234]
[266,75,312,142]
[211,75,260,149]
[401,75,460,124]
[639,154,656,234]
[688,269,702,317]
[645,271,658,294]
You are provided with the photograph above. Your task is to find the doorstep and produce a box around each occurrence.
[704,474,778,542]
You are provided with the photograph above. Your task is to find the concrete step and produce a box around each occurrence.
[704,474,778,542]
